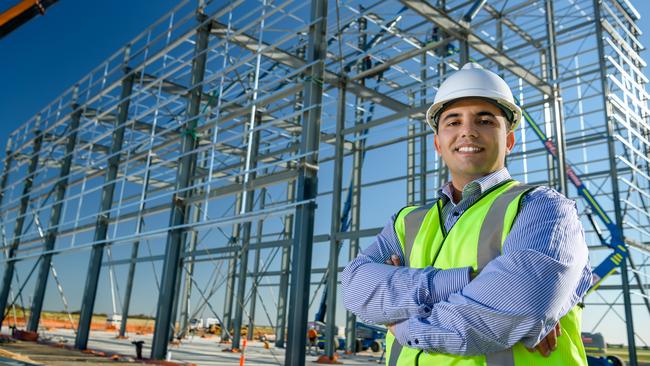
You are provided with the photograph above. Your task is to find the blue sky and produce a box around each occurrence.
[1,0,649,345]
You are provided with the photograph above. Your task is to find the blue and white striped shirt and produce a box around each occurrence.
[341,168,592,355]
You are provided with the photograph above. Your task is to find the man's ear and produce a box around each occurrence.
[434,134,442,154]
[505,129,515,154]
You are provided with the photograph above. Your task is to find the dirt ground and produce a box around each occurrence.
[0,338,150,366]
[4,311,155,335]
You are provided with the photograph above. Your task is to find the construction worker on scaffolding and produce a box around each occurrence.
[342,63,592,365]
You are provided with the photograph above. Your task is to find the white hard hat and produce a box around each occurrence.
[425,63,522,132]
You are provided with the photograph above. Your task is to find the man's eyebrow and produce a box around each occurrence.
[477,111,498,117]
[442,112,461,121]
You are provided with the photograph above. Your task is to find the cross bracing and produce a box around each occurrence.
[0,0,649,365]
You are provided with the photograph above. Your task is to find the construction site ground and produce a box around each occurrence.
[0,329,386,365]
[1,328,650,365]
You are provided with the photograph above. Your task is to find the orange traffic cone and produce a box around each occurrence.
[239,338,247,366]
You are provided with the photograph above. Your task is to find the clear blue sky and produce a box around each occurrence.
[1,0,649,345]
[0,0,179,141]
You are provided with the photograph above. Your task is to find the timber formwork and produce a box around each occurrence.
[0,0,649,365]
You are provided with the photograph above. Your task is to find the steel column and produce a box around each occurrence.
[419,52,428,205]
[231,113,261,350]
[247,186,266,341]
[221,190,242,341]
[0,138,14,323]
[0,128,41,330]
[275,45,304,350]
[178,201,201,339]
[345,116,363,353]
[150,14,211,359]
[545,0,568,195]
[539,50,557,187]
[345,14,367,353]
[27,106,81,332]
[284,0,327,363]
[274,179,294,348]
[407,92,416,205]
[433,6,449,188]
[118,119,157,337]
[593,0,637,364]
[74,72,135,349]
[325,82,346,359]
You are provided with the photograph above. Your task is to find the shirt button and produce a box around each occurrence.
[453,211,459,216]
[407,341,412,346]
[414,339,419,345]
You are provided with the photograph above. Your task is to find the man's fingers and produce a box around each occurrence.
[391,254,401,266]
[385,254,401,266]
[555,323,562,337]
[546,326,557,352]
[536,338,551,357]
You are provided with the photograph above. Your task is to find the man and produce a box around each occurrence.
[341,63,592,366]
[307,325,319,355]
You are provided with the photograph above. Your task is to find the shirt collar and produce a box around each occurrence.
[438,168,512,203]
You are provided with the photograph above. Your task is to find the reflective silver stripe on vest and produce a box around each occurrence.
[486,349,516,366]
[388,339,402,366]
[476,184,535,271]
[478,183,535,366]
[403,202,436,266]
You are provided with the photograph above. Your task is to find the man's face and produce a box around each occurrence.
[433,98,515,183]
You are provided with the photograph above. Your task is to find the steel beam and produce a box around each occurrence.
[0,125,42,330]
[27,106,81,332]
[74,72,135,350]
[284,0,327,363]
[150,14,211,360]
[210,21,411,115]
[399,0,552,95]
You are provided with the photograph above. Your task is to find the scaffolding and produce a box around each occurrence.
[0,0,649,365]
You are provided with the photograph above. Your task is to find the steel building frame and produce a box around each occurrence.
[0,0,649,365]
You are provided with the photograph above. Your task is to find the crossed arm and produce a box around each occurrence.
[341,187,592,356]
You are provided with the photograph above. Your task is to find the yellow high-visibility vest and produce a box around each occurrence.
[385,180,587,366]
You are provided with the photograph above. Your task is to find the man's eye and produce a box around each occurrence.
[447,120,460,126]
[479,119,493,124]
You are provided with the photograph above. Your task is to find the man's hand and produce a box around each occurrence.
[384,254,401,266]
[384,252,562,357]
[527,323,561,357]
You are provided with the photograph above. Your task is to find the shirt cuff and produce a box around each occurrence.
[428,266,472,304]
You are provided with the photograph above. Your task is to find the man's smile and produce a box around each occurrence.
[453,144,485,153]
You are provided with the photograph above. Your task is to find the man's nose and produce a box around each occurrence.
[459,120,478,137]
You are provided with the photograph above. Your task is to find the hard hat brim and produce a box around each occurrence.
[426,97,522,133]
